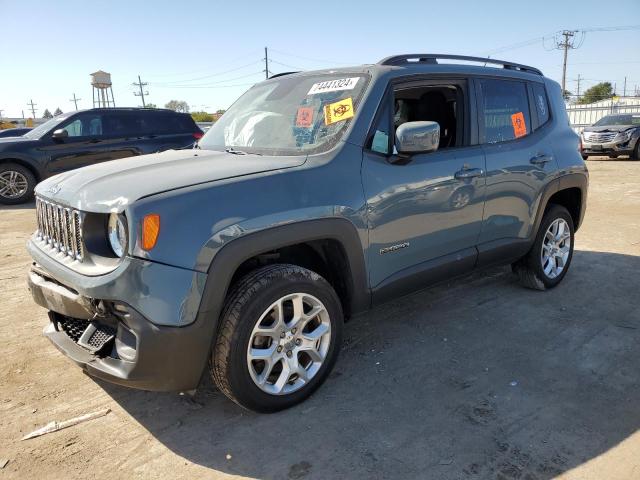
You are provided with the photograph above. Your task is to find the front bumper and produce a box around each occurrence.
[582,139,633,156]
[26,240,214,392]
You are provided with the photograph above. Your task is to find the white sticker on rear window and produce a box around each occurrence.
[308,77,360,95]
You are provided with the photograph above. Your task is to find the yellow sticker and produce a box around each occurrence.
[324,97,354,125]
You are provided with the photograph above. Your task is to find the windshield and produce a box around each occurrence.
[23,115,73,139]
[594,114,640,126]
[198,73,369,155]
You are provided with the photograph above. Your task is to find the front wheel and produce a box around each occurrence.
[211,264,343,412]
[513,205,575,290]
[632,141,640,161]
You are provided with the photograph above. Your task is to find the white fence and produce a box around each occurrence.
[567,96,640,132]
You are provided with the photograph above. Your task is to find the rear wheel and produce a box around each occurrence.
[581,154,588,161]
[211,264,343,412]
[513,205,574,290]
[0,163,35,205]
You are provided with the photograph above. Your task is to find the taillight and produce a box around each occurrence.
[193,132,203,140]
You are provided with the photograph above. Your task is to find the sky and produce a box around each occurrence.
[0,0,638,118]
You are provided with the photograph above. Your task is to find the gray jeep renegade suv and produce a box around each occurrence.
[27,54,588,412]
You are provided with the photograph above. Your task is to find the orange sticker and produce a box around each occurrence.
[296,107,314,128]
[511,112,527,138]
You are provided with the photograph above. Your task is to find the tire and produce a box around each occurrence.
[581,154,588,161]
[632,141,640,161]
[0,163,36,205]
[513,205,575,291]
[211,264,343,412]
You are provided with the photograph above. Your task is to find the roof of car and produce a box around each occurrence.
[69,107,187,115]
[268,54,547,83]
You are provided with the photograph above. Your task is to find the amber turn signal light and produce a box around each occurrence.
[141,214,160,250]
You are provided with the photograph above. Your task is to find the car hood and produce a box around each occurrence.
[583,125,635,133]
[0,135,35,145]
[35,149,307,212]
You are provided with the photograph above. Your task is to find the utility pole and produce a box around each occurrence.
[556,30,578,95]
[69,93,81,110]
[132,75,148,107]
[27,99,37,119]
[0,109,4,120]
[623,77,627,97]
[264,47,270,79]
[576,74,581,99]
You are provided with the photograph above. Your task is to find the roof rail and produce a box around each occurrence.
[378,54,543,75]
[269,71,300,79]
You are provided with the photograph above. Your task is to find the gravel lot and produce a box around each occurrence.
[1,158,639,480]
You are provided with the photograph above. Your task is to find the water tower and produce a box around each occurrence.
[90,70,115,108]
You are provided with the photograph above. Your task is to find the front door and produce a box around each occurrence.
[362,79,486,300]
[43,112,109,175]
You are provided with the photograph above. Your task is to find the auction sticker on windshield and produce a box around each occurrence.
[324,97,354,125]
[308,77,360,95]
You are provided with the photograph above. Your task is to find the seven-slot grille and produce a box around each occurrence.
[35,197,83,261]
[583,131,618,143]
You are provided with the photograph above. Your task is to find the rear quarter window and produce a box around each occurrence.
[531,83,550,127]
[479,79,531,144]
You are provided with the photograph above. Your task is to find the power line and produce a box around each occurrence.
[145,50,263,78]
[268,48,355,66]
[158,71,264,88]
[481,24,639,57]
[150,60,263,85]
[132,75,149,107]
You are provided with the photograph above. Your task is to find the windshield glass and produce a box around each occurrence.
[198,73,369,155]
[23,115,73,139]
[594,114,640,126]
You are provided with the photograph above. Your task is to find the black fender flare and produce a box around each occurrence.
[532,172,588,237]
[195,217,370,342]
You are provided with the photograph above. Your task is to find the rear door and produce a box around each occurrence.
[100,111,146,159]
[475,77,555,259]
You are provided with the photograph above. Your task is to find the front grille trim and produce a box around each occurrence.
[583,131,618,143]
[35,197,83,262]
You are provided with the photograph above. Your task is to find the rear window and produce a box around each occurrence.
[479,79,531,144]
[142,112,195,134]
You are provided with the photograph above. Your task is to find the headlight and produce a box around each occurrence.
[618,129,632,141]
[107,213,127,257]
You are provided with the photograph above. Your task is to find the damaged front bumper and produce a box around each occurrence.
[581,139,634,156]
[26,240,214,392]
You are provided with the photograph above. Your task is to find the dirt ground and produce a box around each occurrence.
[1,157,639,480]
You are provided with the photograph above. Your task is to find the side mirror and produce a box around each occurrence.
[52,129,68,139]
[395,121,440,155]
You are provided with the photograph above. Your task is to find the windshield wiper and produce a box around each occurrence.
[225,147,248,155]
[225,147,261,156]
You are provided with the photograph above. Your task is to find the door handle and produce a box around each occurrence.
[530,153,553,165]
[88,138,101,144]
[454,167,483,180]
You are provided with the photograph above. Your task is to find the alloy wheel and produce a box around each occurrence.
[540,218,571,279]
[246,293,331,395]
[0,170,28,199]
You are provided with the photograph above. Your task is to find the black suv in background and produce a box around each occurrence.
[0,108,203,204]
